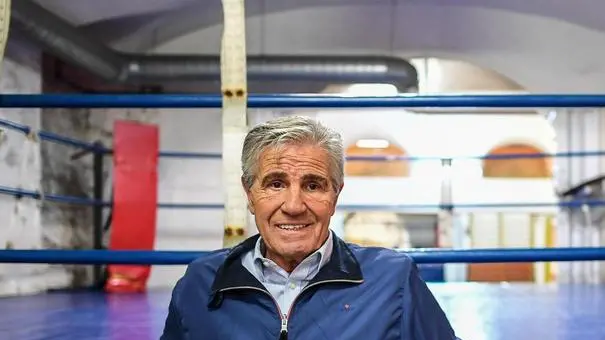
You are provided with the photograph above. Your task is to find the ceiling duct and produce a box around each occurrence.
[11,0,418,91]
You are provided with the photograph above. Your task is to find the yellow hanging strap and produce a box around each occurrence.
[0,0,10,76]
[220,0,249,247]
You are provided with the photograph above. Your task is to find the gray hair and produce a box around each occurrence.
[241,115,344,192]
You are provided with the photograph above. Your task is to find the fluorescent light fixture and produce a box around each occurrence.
[344,83,399,96]
[355,139,390,148]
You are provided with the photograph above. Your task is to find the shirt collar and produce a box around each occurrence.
[253,230,334,277]
[208,232,363,308]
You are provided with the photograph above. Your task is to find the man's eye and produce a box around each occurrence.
[270,181,284,189]
[307,182,321,191]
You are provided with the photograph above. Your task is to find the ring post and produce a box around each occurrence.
[220,0,249,247]
[580,203,596,283]
[439,158,456,281]
[92,141,104,288]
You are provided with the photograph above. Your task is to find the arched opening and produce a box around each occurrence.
[469,142,553,283]
[345,139,409,177]
[482,143,552,178]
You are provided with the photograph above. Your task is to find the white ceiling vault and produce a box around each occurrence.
[34,0,605,44]
[29,0,605,93]
[33,0,196,26]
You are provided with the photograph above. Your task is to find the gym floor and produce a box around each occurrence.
[0,283,603,339]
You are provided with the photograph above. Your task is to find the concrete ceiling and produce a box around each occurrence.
[33,0,196,26]
[34,0,605,45]
[28,0,605,94]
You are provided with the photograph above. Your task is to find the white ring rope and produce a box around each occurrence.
[220,0,249,247]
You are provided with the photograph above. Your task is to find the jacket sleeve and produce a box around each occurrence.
[160,283,186,340]
[401,262,460,340]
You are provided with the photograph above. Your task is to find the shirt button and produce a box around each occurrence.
[289,282,296,289]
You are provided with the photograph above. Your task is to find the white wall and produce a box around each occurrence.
[316,111,556,159]
[150,109,225,287]
[0,37,65,296]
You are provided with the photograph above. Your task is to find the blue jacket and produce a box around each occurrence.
[161,234,459,340]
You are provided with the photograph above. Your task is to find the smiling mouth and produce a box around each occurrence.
[276,224,312,231]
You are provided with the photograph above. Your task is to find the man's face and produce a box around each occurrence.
[244,143,341,270]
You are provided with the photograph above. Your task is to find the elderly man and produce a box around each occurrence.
[161,116,459,340]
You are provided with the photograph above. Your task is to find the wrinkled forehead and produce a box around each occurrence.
[257,144,331,179]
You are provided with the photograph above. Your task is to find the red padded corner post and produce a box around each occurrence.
[105,120,159,293]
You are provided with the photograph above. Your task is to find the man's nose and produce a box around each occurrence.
[281,187,307,215]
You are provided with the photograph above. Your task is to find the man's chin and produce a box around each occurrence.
[280,247,316,262]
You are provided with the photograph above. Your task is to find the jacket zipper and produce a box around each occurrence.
[220,279,363,340]
[279,317,288,340]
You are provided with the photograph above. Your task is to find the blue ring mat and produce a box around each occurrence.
[0,283,603,339]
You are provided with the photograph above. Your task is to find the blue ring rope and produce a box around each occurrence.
[2,95,603,209]
[0,247,603,265]
[0,185,603,209]
[0,185,106,206]
[2,95,600,264]
[2,117,605,161]
[3,94,605,108]
[0,118,106,152]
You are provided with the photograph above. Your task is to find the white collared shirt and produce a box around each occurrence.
[241,231,334,316]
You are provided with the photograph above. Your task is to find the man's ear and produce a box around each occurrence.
[335,182,344,200]
[241,176,247,192]
[242,176,255,215]
[331,183,344,215]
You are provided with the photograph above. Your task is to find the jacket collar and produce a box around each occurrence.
[209,232,364,307]
[252,229,333,282]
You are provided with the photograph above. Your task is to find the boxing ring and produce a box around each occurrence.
[1,94,605,340]
[1,0,605,338]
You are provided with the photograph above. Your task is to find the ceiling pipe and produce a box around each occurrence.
[11,0,418,91]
